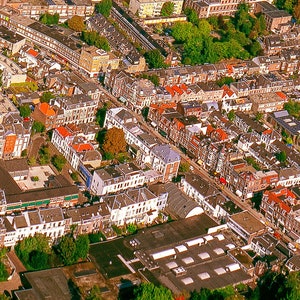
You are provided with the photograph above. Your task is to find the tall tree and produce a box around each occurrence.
[68,15,85,32]
[161,2,175,17]
[51,154,67,172]
[57,236,77,265]
[102,127,127,155]
[134,283,173,300]
[144,49,166,69]
[19,105,31,118]
[75,235,89,260]
[95,0,112,17]
[294,0,300,20]
[40,91,54,103]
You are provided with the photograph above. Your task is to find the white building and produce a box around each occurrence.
[90,163,146,196]
[181,174,220,215]
[103,187,168,226]
[129,0,184,18]
[4,207,66,247]
[276,167,300,187]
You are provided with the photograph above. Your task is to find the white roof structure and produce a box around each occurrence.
[198,272,210,280]
[175,245,188,253]
[152,249,175,260]
[198,252,210,260]
[166,261,178,269]
[214,267,226,275]
[226,263,240,272]
[226,243,236,250]
[214,248,225,255]
[215,234,225,241]
[181,277,194,285]
[182,257,194,265]
[186,237,204,247]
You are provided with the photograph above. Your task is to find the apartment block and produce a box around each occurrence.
[129,0,184,18]
[184,0,260,19]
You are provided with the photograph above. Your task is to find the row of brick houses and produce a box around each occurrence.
[32,94,99,130]
[6,0,94,21]
[261,187,300,241]
[0,184,168,247]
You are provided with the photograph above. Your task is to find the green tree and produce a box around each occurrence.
[68,15,85,32]
[144,49,166,69]
[0,294,11,300]
[82,31,110,51]
[0,262,8,281]
[216,77,234,87]
[255,112,264,122]
[19,105,31,118]
[127,223,137,234]
[96,103,108,127]
[15,234,51,270]
[75,235,89,260]
[171,22,197,43]
[197,19,212,36]
[184,8,199,25]
[161,2,175,17]
[102,127,127,155]
[133,283,173,300]
[38,145,49,164]
[249,40,262,56]
[140,74,160,86]
[275,151,287,163]
[70,172,79,181]
[40,91,54,103]
[29,250,49,270]
[95,0,112,17]
[57,236,77,265]
[141,106,149,121]
[32,120,45,133]
[227,110,236,121]
[51,154,67,172]
[284,100,300,118]
[179,161,190,173]
[40,13,59,25]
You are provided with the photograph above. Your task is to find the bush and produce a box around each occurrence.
[0,262,8,282]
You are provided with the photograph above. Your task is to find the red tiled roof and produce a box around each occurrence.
[222,85,235,98]
[27,49,39,57]
[165,86,175,97]
[227,65,233,74]
[39,102,56,117]
[150,103,176,114]
[172,85,184,95]
[72,143,93,152]
[275,91,287,100]
[56,126,72,138]
[215,128,228,141]
[263,129,272,135]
